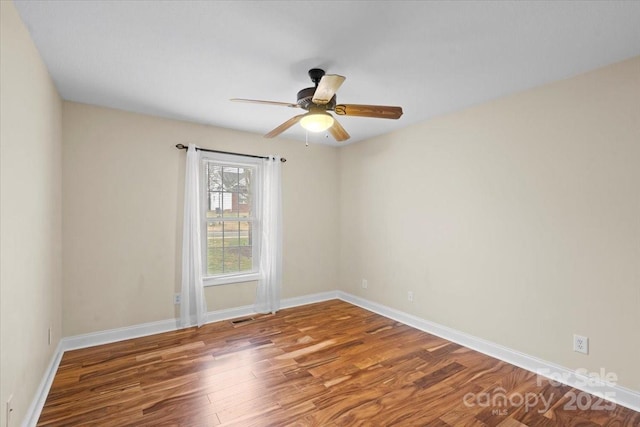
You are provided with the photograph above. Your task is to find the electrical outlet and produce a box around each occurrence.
[573,334,589,354]
[6,394,13,426]
[174,293,181,305]
[362,279,368,289]
[48,327,52,345]
[407,291,414,302]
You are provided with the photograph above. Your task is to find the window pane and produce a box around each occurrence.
[239,168,252,217]
[207,248,224,275]
[221,164,237,217]
[224,247,240,273]
[239,221,251,246]
[207,164,222,191]
[223,222,240,247]
[207,192,223,218]
[238,193,251,218]
[206,221,254,277]
[222,167,239,191]
[208,221,222,247]
[239,246,253,271]
[221,192,237,217]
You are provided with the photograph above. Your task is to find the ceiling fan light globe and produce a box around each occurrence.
[300,113,334,132]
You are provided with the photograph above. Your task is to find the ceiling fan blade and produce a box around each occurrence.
[328,117,350,142]
[231,98,300,108]
[312,74,346,105]
[334,104,403,119]
[264,114,305,138]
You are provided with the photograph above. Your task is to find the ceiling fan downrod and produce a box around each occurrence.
[308,68,325,87]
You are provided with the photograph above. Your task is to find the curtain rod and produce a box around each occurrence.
[175,144,286,162]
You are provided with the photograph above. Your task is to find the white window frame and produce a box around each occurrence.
[200,152,262,286]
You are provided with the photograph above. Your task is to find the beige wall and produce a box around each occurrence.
[339,57,640,391]
[0,2,63,426]
[62,102,339,335]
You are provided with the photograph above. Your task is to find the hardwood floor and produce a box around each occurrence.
[38,300,639,426]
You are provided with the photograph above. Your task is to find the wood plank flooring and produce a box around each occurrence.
[38,300,639,426]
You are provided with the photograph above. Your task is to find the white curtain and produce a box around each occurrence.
[180,144,207,327]
[255,156,283,314]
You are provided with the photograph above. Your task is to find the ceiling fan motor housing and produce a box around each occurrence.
[297,87,336,110]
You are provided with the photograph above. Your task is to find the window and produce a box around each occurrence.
[201,153,261,285]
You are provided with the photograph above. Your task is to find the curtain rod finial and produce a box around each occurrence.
[176,143,187,150]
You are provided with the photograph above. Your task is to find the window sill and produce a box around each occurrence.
[203,272,260,287]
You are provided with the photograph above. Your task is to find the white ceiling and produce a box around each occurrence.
[14,1,640,146]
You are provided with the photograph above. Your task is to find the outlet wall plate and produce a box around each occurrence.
[573,334,589,354]
[362,279,368,289]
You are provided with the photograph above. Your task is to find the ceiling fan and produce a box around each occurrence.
[231,68,403,142]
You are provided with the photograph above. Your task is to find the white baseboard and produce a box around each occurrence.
[62,318,181,352]
[61,291,339,353]
[24,290,639,425]
[22,341,64,427]
[280,290,339,309]
[337,291,640,413]
[205,290,339,322]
